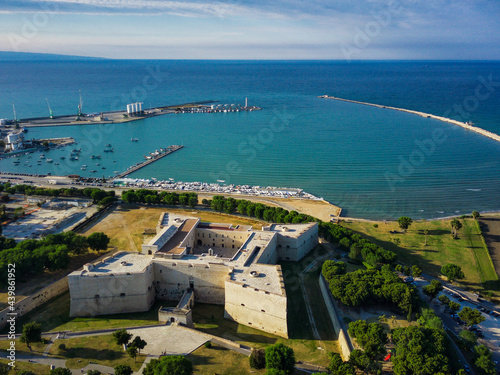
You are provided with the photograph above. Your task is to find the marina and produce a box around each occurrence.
[114,145,184,179]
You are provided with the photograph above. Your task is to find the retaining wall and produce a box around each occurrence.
[318,274,353,361]
[0,276,69,330]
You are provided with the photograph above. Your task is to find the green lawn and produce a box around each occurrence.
[0,339,48,357]
[341,218,499,296]
[50,334,145,371]
[187,344,267,375]
[0,359,50,375]
[12,292,174,334]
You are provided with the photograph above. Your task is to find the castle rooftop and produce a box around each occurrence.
[76,252,150,276]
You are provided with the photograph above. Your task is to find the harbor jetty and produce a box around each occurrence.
[1,99,261,129]
[320,95,500,143]
[114,145,184,179]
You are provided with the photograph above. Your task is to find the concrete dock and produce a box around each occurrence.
[115,145,184,179]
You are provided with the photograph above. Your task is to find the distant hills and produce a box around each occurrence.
[0,51,104,61]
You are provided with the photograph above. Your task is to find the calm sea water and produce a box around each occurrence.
[0,60,499,220]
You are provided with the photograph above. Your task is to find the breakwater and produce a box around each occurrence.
[320,95,500,143]
[114,145,184,179]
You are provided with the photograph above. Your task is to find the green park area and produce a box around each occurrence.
[187,344,267,375]
[342,216,499,297]
[49,334,146,371]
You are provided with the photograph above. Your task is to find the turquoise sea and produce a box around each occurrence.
[0,60,499,219]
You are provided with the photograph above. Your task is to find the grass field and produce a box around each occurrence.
[0,339,48,357]
[341,217,499,297]
[10,291,173,334]
[187,344,267,375]
[50,334,145,370]
[0,359,50,375]
[82,205,267,251]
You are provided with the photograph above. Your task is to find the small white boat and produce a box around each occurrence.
[46,159,53,163]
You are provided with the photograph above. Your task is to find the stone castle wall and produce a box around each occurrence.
[69,264,155,317]
[0,276,69,331]
[276,223,318,261]
[224,275,288,338]
[194,229,250,252]
[153,261,229,305]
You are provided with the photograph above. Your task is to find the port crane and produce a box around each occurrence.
[46,98,54,119]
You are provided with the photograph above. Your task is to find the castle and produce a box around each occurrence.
[68,213,318,338]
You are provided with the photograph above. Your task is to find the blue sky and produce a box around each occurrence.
[0,0,499,59]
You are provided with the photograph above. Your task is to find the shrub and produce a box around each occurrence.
[58,343,66,350]
[249,348,266,369]
[204,341,212,348]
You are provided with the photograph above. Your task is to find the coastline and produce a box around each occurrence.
[320,95,500,143]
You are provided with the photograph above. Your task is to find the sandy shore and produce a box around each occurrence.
[320,95,500,143]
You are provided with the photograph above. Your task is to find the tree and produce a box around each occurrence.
[49,368,71,375]
[87,370,101,375]
[348,320,387,359]
[19,322,42,351]
[112,329,132,348]
[131,336,147,354]
[127,345,138,362]
[87,232,110,251]
[145,355,193,375]
[339,237,350,250]
[99,196,115,207]
[349,349,380,374]
[459,330,478,349]
[458,306,485,327]
[472,211,480,220]
[328,353,355,375]
[114,365,132,375]
[188,195,198,208]
[449,301,461,313]
[441,264,465,282]
[438,294,450,306]
[249,348,266,369]
[450,219,463,239]
[474,345,496,375]
[422,280,443,301]
[265,343,295,375]
[411,265,422,278]
[397,216,412,232]
[423,228,429,246]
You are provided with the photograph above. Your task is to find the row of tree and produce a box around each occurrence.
[322,262,419,313]
[0,183,116,207]
[207,195,318,224]
[121,189,198,208]
[0,231,109,285]
[319,222,397,268]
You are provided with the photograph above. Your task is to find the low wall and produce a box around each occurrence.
[318,274,353,361]
[0,276,69,330]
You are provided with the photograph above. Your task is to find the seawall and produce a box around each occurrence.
[320,96,500,143]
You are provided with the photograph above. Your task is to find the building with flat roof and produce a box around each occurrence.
[68,213,318,338]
